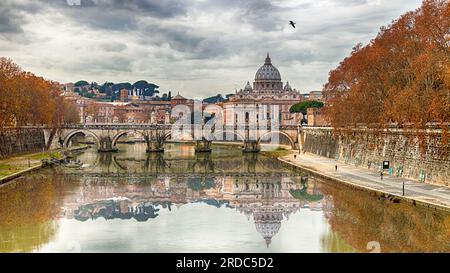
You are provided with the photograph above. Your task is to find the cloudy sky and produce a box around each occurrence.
[0,0,422,98]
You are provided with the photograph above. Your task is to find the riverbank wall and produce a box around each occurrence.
[0,128,46,159]
[299,127,449,186]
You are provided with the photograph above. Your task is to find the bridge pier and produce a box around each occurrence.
[145,135,165,153]
[195,138,212,153]
[146,140,164,153]
[243,140,260,153]
[98,136,118,153]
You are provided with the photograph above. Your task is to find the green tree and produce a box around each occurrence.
[290,101,324,114]
[74,80,89,87]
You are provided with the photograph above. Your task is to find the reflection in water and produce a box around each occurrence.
[0,143,448,253]
[60,171,313,247]
[321,183,450,252]
[0,172,73,252]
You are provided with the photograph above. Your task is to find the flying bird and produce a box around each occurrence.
[289,20,296,28]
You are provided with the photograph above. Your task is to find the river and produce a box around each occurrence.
[0,143,448,253]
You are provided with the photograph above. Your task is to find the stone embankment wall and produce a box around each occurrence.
[300,127,449,186]
[0,129,46,159]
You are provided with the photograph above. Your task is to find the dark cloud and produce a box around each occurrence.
[196,0,287,31]
[48,0,188,19]
[0,7,24,33]
[235,0,285,31]
[0,0,189,32]
[136,23,231,60]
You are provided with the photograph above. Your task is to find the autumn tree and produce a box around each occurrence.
[0,57,81,131]
[323,0,450,130]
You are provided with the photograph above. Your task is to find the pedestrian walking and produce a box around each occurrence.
[335,164,338,171]
[294,154,297,159]
[380,172,384,180]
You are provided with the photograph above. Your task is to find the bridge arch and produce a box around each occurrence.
[63,130,100,148]
[163,131,194,141]
[257,131,296,149]
[111,131,128,147]
[111,130,148,147]
[212,130,245,142]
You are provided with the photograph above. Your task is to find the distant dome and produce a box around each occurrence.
[244,81,253,92]
[284,81,292,92]
[172,92,186,100]
[255,53,281,81]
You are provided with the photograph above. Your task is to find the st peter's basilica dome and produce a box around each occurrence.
[254,53,282,81]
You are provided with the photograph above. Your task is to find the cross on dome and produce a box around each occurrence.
[265,52,272,65]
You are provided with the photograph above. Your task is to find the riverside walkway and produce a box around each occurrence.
[280,152,450,211]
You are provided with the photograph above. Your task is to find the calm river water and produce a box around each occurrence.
[0,143,449,253]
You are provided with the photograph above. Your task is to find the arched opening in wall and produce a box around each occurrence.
[64,131,99,148]
[258,131,294,150]
[113,131,143,146]
[112,131,147,153]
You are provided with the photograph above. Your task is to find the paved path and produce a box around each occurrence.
[281,152,450,210]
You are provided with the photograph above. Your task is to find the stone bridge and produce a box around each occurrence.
[45,123,300,153]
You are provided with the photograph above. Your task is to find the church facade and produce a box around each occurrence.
[223,53,303,126]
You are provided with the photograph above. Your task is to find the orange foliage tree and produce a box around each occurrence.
[0,57,79,130]
[323,0,450,130]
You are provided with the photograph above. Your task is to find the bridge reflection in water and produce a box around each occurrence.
[61,143,326,247]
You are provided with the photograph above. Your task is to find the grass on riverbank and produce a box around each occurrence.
[0,151,62,179]
[29,151,62,160]
[0,163,22,177]
[260,147,292,158]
